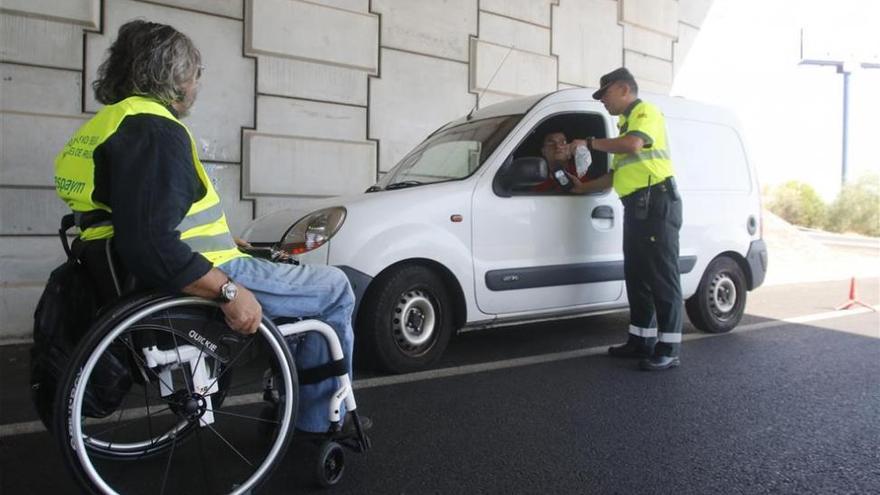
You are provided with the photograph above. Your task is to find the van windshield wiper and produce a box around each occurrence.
[384,180,423,190]
[365,185,383,192]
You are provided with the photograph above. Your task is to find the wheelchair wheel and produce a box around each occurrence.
[314,440,345,488]
[53,294,298,495]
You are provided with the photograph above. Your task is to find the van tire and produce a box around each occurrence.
[686,256,746,333]
[357,265,453,373]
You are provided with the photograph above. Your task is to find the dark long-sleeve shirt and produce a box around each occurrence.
[91,113,212,289]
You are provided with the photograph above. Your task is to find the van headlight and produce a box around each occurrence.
[278,207,346,255]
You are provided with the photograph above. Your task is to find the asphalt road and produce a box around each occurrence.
[1,278,878,494]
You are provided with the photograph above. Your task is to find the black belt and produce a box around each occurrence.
[620,176,675,207]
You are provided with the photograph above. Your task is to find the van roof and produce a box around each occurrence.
[446,88,742,130]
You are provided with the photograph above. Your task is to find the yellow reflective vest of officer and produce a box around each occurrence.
[54,95,248,267]
[611,99,674,197]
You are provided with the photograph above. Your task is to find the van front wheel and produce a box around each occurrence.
[358,265,453,373]
[686,256,746,333]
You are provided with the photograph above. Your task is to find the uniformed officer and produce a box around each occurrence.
[568,67,683,371]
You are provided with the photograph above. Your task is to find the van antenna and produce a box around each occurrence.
[467,44,514,120]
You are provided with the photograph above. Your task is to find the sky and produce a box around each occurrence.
[671,0,880,200]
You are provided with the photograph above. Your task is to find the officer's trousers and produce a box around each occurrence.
[622,185,683,357]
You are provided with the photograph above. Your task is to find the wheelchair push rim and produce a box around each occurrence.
[62,297,297,495]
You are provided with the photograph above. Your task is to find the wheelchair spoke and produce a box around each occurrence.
[203,336,256,400]
[119,337,179,399]
[203,422,254,467]
[206,408,280,425]
[159,423,180,495]
[87,406,171,439]
[168,324,194,395]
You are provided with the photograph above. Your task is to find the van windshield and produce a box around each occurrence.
[375,114,522,190]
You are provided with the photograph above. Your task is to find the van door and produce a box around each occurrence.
[471,104,624,316]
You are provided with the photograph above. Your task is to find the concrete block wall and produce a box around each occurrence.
[0,0,713,341]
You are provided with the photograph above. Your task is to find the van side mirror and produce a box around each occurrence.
[493,156,549,197]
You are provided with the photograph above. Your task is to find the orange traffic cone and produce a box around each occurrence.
[835,277,876,311]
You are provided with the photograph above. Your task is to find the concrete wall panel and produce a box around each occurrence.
[138,0,243,18]
[257,96,366,141]
[0,14,84,70]
[0,113,87,186]
[244,132,375,197]
[620,0,678,37]
[205,163,253,235]
[257,56,368,106]
[0,0,99,28]
[0,286,44,340]
[372,0,476,61]
[0,188,68,235]
[246,0,378,72]
[0,64,82,116]
[479,11,550,55]
[553,0,622,88]
[679,0,713,27]
[624,50,673,92]
[0,237,65,340]
[370,49,474,172]
[471,40,556,97]
[85,0,255,163]
[624,25,674,61]
[674,23,700,76]
[309,0,369,13]
[480,0,553,27]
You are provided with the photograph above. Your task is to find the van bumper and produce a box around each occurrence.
[338,265,373,317]
[745,239,768,290]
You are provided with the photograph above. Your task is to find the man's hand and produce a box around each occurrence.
[565,171,587,194]
[234,237,253,249]
[221,284,262,334]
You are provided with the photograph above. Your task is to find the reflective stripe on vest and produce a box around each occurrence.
[611,100,675,198]
[54,95,248,267]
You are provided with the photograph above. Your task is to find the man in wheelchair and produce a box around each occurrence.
[53,19,365,447]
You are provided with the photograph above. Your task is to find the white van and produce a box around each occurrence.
[243,89,768,373]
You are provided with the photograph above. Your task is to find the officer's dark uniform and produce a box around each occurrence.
[608,97,683,364]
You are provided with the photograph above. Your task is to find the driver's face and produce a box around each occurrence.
[542,132,570,163]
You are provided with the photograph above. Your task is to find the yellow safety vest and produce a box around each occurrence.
[54,96,248,267]
[611,100,674,198]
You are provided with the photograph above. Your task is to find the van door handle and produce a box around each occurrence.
[591,206,614,219]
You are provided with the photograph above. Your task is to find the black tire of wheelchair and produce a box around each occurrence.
[685,256,747,333]
[357,264,454,374]
[52,293,298,494]
[313,441,345,488]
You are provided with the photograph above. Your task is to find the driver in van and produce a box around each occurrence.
[53,20,367,434]
[532,131,589,193]
[566,67,684,371]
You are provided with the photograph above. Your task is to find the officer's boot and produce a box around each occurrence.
[639,340,680,371]
[608,335,656,358]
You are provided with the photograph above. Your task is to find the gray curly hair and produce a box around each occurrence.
[93,20,201,106]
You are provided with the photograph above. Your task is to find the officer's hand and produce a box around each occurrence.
[233,236,253,249]
[221,285,262,335]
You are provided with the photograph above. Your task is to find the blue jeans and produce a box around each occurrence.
[220,257,355,432]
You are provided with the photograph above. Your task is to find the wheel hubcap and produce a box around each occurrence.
[392,290,436,350]
[709,273,737,317]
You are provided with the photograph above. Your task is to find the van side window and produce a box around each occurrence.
[667,119,751,192]
[510,113,608,195]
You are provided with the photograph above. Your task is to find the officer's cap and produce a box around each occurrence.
[592,67,636,100]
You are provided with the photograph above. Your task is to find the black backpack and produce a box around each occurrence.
[30,215,133,430]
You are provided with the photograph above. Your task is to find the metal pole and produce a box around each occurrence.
[841,69,850,187]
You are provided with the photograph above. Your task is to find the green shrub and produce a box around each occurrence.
[824,173,880,237]
[766,181,827,228]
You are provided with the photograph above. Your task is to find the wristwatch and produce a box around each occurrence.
[218,278,238,303]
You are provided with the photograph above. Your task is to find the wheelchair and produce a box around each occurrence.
[46,222,370,494]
